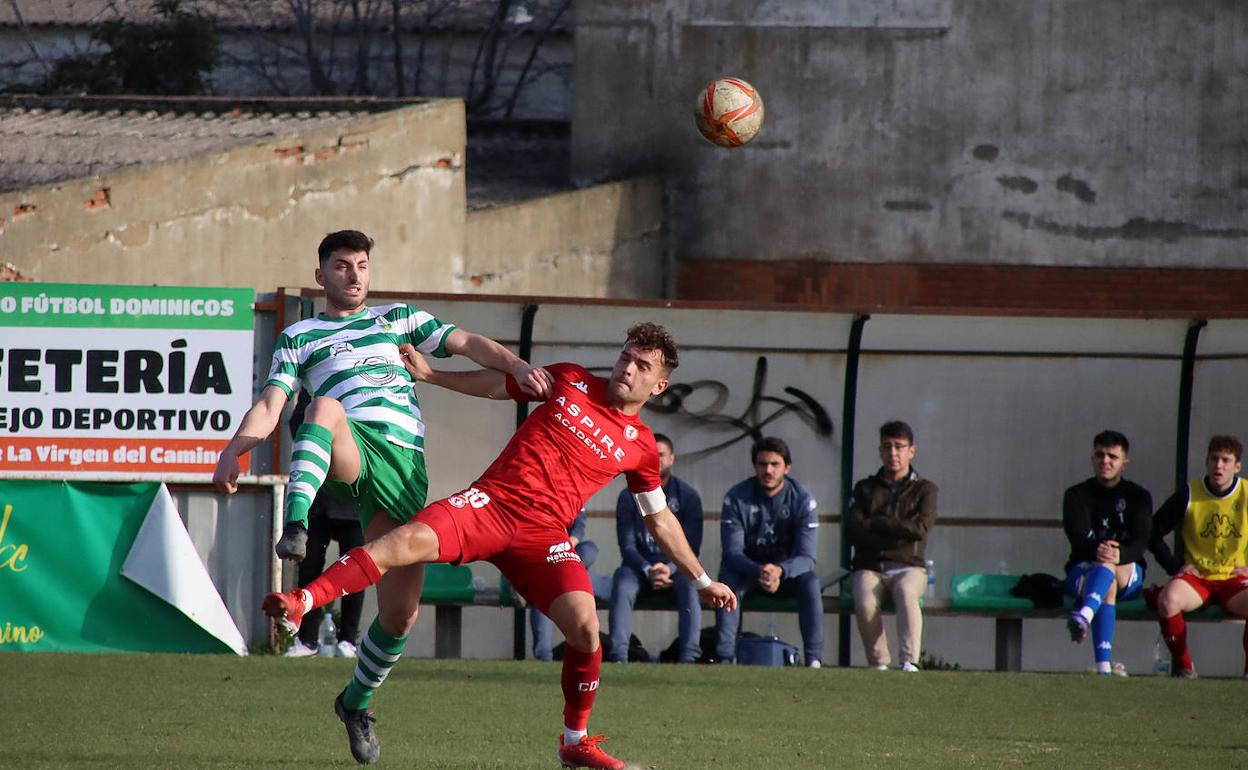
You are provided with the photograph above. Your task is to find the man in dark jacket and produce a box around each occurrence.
[607,434,704,663]
[1060,430,1152,676]
[715,436,821,666]
[846,421,938,672]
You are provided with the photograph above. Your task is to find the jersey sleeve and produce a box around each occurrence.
[624,432,663,493]
[264,332,301,396]
[397,304,457,358]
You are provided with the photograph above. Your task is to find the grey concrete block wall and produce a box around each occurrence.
[573,0,1248,269]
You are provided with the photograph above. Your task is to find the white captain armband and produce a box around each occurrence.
[633,488,668,517]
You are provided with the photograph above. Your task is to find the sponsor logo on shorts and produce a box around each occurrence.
[547,541,583,565]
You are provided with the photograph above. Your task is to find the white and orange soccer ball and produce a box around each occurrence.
[694,77,764,147]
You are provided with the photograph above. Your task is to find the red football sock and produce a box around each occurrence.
[303,547,382,610]
[1158,612,1193,671]
[561,644,602,732]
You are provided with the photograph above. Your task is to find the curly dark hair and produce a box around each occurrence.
[1208,434,1244,462]
[626,322,679,373]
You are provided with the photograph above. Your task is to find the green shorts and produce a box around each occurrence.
[324,420,428,531]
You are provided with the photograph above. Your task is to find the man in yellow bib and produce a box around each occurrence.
[1151,435,1248,678]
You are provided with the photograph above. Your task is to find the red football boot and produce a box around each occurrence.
[262,590,306,637]
[557,734,626,770]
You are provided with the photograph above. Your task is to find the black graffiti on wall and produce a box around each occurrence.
[644,356,833,459]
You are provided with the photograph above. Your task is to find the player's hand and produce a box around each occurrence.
[758,563,782,593]
[700,582,737,611]
[1232,566,1248,578]
[1178,563,1199,576]
[648,562,672,589]
[1096,540,1120,564]
[512,362,554,398]
[212,452,240,495]
[399,343,433,382]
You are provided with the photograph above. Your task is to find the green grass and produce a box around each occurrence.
[4,653,1247,769]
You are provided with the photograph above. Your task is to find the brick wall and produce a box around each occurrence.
[678,260,1248,316]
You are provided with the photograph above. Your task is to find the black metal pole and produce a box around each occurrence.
[512,303,540,660]
[838,314,870,667]
[1175,319,1207,493]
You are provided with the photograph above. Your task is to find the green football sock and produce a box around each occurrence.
[342,618,408,710]
[285,423,333,527]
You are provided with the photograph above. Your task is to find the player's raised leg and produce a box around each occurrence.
[546,590,624,770]
[280,397,364,560]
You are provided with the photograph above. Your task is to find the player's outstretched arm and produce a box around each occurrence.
[213,384,288,494]
[644,507,737,610]
[400,344,512,400]
[443,329,553,398]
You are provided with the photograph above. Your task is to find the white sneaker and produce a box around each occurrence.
[901,661,920,673]
[336,640,358,659]
[807,659,822,669]
[871,664,888,671]
[283,639,316,658]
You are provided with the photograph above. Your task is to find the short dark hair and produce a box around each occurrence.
[1093,430,1130,453]
[653,433,674,453]
[318,230,374,263]
[625,322,679,373]
[1208,434,1244,462]
[751,436,791,466]
[879,421,914,445]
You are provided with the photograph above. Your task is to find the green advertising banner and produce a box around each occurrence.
[0,481,245,654]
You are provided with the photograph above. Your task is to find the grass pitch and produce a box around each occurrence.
[4,652,1246,769]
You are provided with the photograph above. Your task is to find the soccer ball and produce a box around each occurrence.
[694,77,764,147]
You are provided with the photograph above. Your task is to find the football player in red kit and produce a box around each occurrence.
[263,323,736,769]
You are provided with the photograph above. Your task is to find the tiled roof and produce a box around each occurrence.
[0,0,572,32]
[0,95,420,193]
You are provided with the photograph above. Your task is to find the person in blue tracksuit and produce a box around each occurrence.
[607,433,705,663]
[715,436,821,666]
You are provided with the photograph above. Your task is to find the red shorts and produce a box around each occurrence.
[1175,572,1248,610]
[414,487,592,616]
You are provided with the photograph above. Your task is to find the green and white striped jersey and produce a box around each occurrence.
[265,303,457,452]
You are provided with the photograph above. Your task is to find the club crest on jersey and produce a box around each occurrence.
[331,342,355,357]
[448,495,467,508]
[547,541,582,564]
[624,425,638,441]
[1115,498,1126,512]
[357,355,400,386]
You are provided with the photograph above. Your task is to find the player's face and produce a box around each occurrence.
[753,451,790,491]
[1206,449,1242,489]
[656,441,675,477]
[315,249,370,314]
[606,345,669,406]
[879,436,915,477]
[1091,444,1128,486]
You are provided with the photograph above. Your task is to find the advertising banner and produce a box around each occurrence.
[0,283,255,478]
[0,480,245,654]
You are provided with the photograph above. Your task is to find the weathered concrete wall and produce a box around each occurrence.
[462,177,665,297]
[573,0,1248,269]
[0,101,468,293]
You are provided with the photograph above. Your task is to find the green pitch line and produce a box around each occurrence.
[3,653,1245,769]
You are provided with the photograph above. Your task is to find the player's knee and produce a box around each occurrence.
[1156,585,1183,617]
[304,396,346,423]
[378,606,419,637]
[563,613,600,652]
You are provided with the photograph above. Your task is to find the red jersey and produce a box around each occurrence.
[473,362,662,531]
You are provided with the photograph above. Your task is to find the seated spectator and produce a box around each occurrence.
[845,421,937,672]
[715,437,821,667]
[529,509,605,661]
[1150,434,1248,678]
[607,434,704,663]
[1060,430,1152,675]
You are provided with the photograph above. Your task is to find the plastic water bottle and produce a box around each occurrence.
[998,560,1009,575]
[767,622,778,640]
[1153,637,1170,676]
[925,560,936,598]
[317,612,337,657]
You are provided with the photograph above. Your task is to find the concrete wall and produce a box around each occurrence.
[573,0,1248,269]
[462,177,666,297]
[0,101,469,294]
